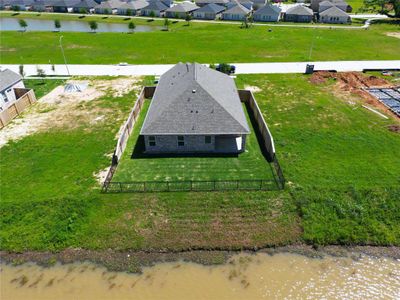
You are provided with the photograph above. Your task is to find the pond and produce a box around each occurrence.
[2,252,400,299]
[0,17,160,32]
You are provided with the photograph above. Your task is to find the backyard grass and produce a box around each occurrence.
[1,73,399,252]
[24,79,66,99]
[113,101,274,182]
[1,20,399,64]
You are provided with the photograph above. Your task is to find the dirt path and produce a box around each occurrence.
[0,77,141,148]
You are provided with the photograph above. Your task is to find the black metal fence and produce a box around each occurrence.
[102,178,279,193]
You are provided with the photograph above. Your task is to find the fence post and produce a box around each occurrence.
[143,182,146,192]
[213,180,216,191]
[167,181,170,192]
[237,180,239,189]
[190,180,193,191]
[119,182,122,193]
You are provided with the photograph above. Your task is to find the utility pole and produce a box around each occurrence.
[59,35,70,76]
[308,27,317,61]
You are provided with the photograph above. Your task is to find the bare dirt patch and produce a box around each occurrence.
[309,71,399,120]
[387,124,400,133]
[0,77,141,148]
[386,32,400,39]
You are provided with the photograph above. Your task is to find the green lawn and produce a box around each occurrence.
[1,74,399,252]
[113,101,274,182]
[24,79,66,99]
[1,20,399,64]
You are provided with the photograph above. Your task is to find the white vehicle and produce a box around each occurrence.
[118,62,129,66]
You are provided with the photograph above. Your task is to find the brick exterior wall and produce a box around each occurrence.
[144,135,216,153]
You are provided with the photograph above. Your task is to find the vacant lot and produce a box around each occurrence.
[113,102,274,182]
[1,74,399,253]
[1,19,399,64]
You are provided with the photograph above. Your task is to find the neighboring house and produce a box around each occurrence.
[251,0,265,9]
[284,5,313,22]
[94,0,124,14]
[72,0,97,13]
[141,0,168,16]
[140,63,250,154]
[318,0,334,12]
[46,0,72,13]
[311,0,351,12]
[30,0,48,11]
[117,0,149,15]
[9,0,33,10]
[221,3,250,21]
[319,5,350,23]
[165,2,199,18]
[253,3,281,22]
[234,0,253,10]
[195,0,229,7]
[193,3,225,19]
[0,69,24,111]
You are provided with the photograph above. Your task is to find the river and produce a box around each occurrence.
[0,17,160,32]
[2,252,400,299]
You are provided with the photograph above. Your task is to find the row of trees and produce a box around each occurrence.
[17,19,139,33]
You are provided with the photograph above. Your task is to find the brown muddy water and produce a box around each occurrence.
[1,253,400,300]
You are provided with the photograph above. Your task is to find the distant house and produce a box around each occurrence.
[0,69,24,111]
[284,5,313,22]
[253,4,281,22]
[221,3,250,21]
[94,0,125,14]
[319,5,351,23]
[72,0,97,13]
[234,0,253,10]
[117,0,149,15]
[141,0,169,16]
[311,0,351,12]
[30,0,48,11]
[46,0,71,13]
[195,0,229,7]
[193,3,225,19]
[165,2,199,18]
[140,63,250,154]
[318,0,334,12]
[9,0,33,10]
[251,0,265,9]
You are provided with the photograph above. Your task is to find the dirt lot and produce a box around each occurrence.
[0,77,141,148]
[309,71,399,121]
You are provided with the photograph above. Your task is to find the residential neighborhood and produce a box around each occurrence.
[0,0,355,23]
[0,0,400,298]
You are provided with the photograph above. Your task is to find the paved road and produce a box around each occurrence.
[2,61,399,77]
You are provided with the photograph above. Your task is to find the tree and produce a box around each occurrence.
[185,13,192,25]
[149,10,156,19]
[79,8,87,14]
[103,8,110,15]
[19,64,25,78]
[126,8,133,16]
[18,19,27,32]
[54,19,61,31]
[36,66,46,83]
[164,17,170,30]
[363,0,400,17]
[128,21,136,33]
[89,20,98,33]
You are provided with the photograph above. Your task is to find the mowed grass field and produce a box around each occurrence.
[1,74,399,252]
[113,102,274,182]
[1,18,399,64]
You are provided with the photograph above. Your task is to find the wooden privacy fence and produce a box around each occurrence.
[113,86,155,163]
[0,88,36,129]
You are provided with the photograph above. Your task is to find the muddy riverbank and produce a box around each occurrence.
[1,245,399,273]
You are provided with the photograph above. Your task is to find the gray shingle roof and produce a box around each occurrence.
[143,0,168,11]
[141,63,250,136]
[166,2,199,13]
[286,4,313,15]
[195,0,229,5]
[223,3,250,14]
[95,0,125,9]
[195,3,225,13]
[253,3,281,16]
[319,5,349,16]
[0,69,22,92]
[120,0,149,10]
[73,0,97,8]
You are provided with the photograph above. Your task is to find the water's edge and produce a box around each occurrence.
[2,245,399,273]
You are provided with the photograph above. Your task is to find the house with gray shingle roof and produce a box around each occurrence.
[141,0,169,16]
[221,2,250,21]
[318,0,334,12]
[284,5,313,22]
[253,3,281,22]
[94,0,124,14]
[319,5,350,23]
[140,63,250,154]
[72,0,97,13]
[195,0,229,7]
[117,0,149,15]
[0,69,24,111]
[193,3,225,19]
[165,2,199,18]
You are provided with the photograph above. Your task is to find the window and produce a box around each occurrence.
[177,136,184,146]
[205,136,211,144]
[149,136,156,147]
